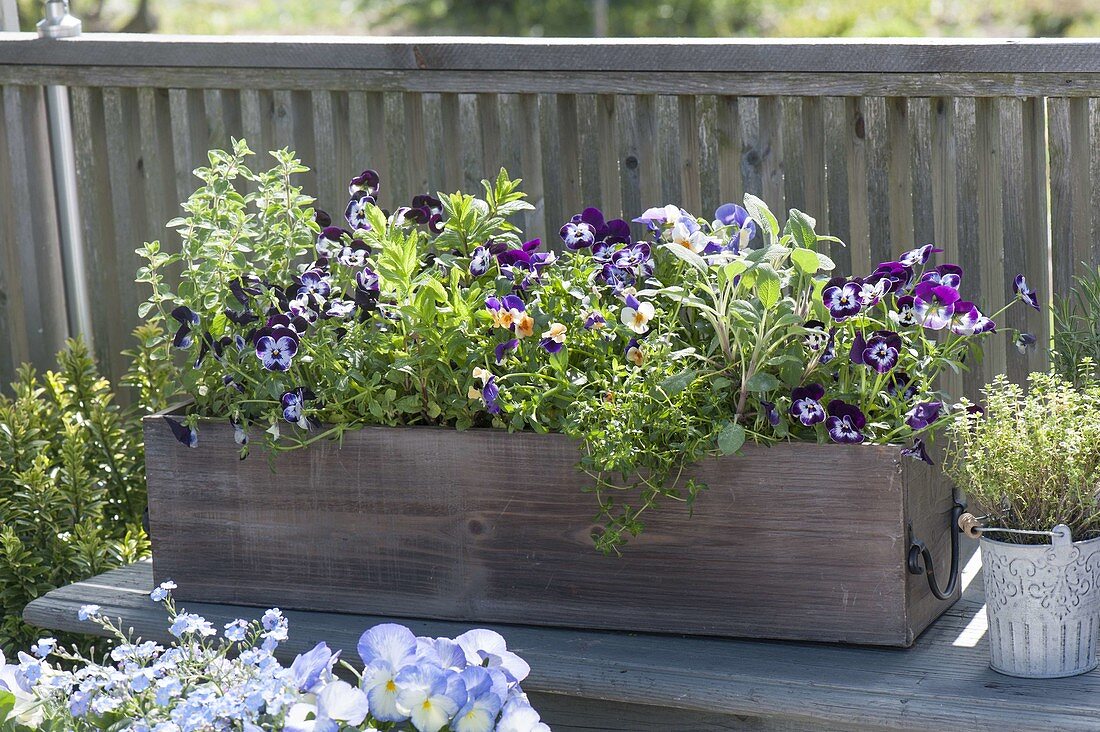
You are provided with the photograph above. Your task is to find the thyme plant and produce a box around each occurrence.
[944,371,1100,544]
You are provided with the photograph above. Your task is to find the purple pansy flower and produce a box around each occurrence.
[170,305,199,349]
[407,193,444,234]
[822,278,863,321]
[906,401,943,431]
[632,204,681,231]
[494,339,518,364]
[819,327,838,365]
[789,384,827,426]
[163,416,197,448]
[1015,332,1038,353]
[280,387,315,425]
[949,301,995,336]
[849,332,867,366]
[316,226,348,258]
[912,280,961,330]
[296,268,331,300]
[345,191,374,230]
[921,264,963,289]
[1014,274,1040,311]
[611,242,651,272]
[356,266,380,294]
[862,330,902,374]
[338,241,370,268]
[898,244,944,267]
[349,169,380,196]
[496,238,542,268]
[759,400,781,427]
[888,295,919,327]
[871,262,915,295]
[469,246,492,277]
[802,320,829,351]
[326,299,356,319]
[901,438,934,465]
[481,376,500,414]
[826,400,867,444]
[584,311,606,331]
[560,221,597,250]
[314,209,332,228]
[255,331,298,372]
[714,202,757,243]
[887,371,919,401]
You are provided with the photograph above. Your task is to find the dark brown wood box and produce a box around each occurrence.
[143,415,960,646]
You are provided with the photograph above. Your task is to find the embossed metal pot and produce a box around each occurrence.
[981,526,1100,678]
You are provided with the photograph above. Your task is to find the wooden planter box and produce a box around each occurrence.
[143,415,960,647]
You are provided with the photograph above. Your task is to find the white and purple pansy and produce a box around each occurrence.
[349,168,380,196]
[289,293,319,324]
[356,265,380,294]
[713,202,757,243]
[170,305,199,349]
[539,322,567,354]
[888,294,919,327]
[254,326,299,372]
[855,275,888,308]
[1015,332,1038,353]
[632,204,683,231]
[669,216,708,253]
[611,242,651,272]
[395,664,469,732]
[163,416,198,448]
[887,371,919,401]
[559,220,597,250]
[871,261,914,294]
[898,243,944,267]
[494,338,518,364]
[289,641,338,694]
[408,193,445,234]
[583,310,606,331]
[905,401,943,431]
[337,240,371,268]
[325,298,357,319]
[818,327,838,364]
[469,245,492,277]
[625,337,644,366]
[1013,273,1041,311]
[921,263,963,289]
[280,387,315,427]
[912,280,961,330]
[861,330,903,374]
[316,226,349,257]
[454,628,531,684]
[948,301,995,336]
[901,438,934,465]
[789,384,826,426]
[825,400,867,444]
[496,238,543,268]
[345,190,375,230]
[822,277,863,321]
[620,294,655,334]
[802,320,829,351]
[296,268,331,301]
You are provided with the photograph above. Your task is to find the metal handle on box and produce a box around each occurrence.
[907,501,966,601]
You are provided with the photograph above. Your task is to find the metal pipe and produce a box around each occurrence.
[38,1,94,347]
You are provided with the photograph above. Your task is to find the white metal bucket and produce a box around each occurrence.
[981,527,1100,678]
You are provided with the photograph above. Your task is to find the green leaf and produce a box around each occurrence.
[757,271,781,310]
[660,242,707,271]
[787,209,817,249]
[716,422,746,455]
[816,252,836,271]
[658,369,696,397]
[791,247,819,275]
[745,372,782,392]
[743,194,779,245]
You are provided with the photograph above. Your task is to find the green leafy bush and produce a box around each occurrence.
[1053,265,1100,384]
[0,339,163,653]
[944,371,1100,543]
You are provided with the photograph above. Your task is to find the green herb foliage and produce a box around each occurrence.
[945,372,1100,544]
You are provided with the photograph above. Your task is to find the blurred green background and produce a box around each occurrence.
[13,0,1100,36]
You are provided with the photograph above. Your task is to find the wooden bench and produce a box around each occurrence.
[22,549,1100,731]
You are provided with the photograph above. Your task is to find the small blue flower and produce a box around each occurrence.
[77,604,101,621]
[30,637,56,659]
[223,619,249,642]
[150,580,177,602]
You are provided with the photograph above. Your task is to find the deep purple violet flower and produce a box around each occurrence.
[849,332,867,366]
[822,278,863,321]
[316,227,349,258]
[496,239,542,268]
[789,384,827,426]
[826,400,866,444]
[802,320,829,351]
[871,262,915,295]
[163,416,197,448]
[280,387,315,425]
[901,438,934,465]
[1014,274,1040,311]
[584,311,607,331]
[862,330,902,374]
[759,400,781,427]
[921,264,963,289]
[482,376,501,414]
[356,267,380,294]
[889,295,919,327]
[314,209,332,228]
[714,203,757,243]
[345,191,374,231]
[254,329,298,372]
[170,305,199,349]
[819,327,838,365]
[906,401,943,431]
[1015,332,1038,353]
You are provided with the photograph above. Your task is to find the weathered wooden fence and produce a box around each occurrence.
[2,36,1099,394]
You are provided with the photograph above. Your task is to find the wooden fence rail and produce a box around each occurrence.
[2,36,1097,395]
